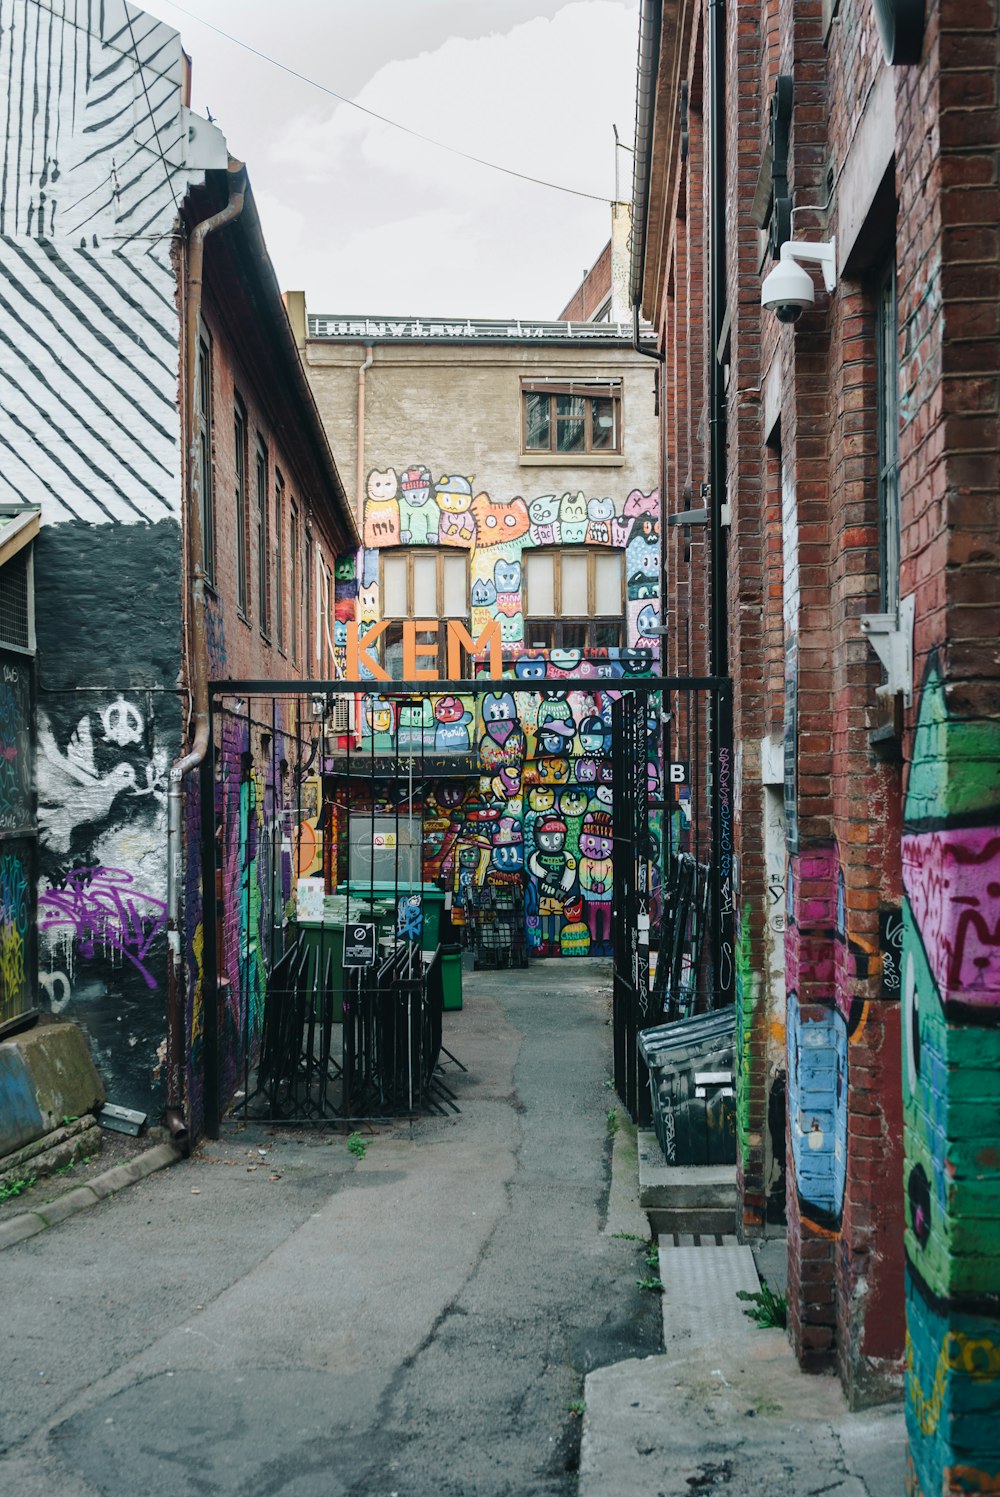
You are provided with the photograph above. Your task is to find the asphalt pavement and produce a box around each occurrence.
[1,959,661,1497]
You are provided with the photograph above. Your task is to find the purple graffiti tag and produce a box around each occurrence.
[39,866,167,990]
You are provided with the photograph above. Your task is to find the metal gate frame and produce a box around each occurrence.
[200,673,732,1136]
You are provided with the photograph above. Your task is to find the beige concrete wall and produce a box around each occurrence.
[304,340,660,519]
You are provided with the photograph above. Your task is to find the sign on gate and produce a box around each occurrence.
[343,923,377,968]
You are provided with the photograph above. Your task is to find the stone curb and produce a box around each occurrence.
[0,1141,182,1250]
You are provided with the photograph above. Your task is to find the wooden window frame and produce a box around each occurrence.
[256,435,270,641]
[380,549,470,679]
[520,377,623,457]
[234,394,249,619]
[289,501,300,664]
[197,334,215,587]
[274,470,285,655]
[524,548,625,652]
[523,546,624,617]
[304,529,313,673]
[379,548,470,620]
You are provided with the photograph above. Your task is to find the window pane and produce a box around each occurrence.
[383,554,407,617]
[384,626,404,682]
[590,396,618,450]
[561,553,588,616]
[556,418,585,452]
[594,621,622,649]
[595,551,623,614]
[560,621,587,650]
[525,620,555,650]
[413,554,437,615]
[525,391,551,449]
[555,394,585,419]
[525,553,554,616]
[442,553,467,616]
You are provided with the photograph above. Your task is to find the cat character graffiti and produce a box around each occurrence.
[433,695,473,753]
[472,493,531,550]
[363,468,401,549]
[399,465,437,544]
[435,476,477,548]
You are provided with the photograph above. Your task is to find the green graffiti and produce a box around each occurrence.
[735,903,758,1165]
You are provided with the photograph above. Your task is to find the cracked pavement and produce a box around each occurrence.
[1,960,661,1497]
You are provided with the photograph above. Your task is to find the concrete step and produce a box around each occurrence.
[637,1128,737,1235]
[657,1240,760,1348]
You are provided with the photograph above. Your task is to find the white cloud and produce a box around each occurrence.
[259,1,640,316]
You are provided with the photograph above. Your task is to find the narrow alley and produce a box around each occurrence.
[3,963,661,1497]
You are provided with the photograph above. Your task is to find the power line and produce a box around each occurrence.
[125,7,179,212]
[148,0,614,205]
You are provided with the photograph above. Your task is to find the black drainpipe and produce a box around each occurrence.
[708,0,734,1006]
[709,0,728,682]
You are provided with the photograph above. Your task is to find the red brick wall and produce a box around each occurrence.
[200,293,346,685]
[558,239,613,321]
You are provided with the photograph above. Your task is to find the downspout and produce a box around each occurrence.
[708,0,728,680]
[356,345,374,529]
[165,159,246,1149]
[708,0,733,1010]
[630,0,661,318]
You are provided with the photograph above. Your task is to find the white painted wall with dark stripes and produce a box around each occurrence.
[0,0,226,526]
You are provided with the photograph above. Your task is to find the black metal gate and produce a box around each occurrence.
[198,673,731,1137]
[611,678,733,1125]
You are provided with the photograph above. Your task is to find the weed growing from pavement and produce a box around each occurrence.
[636,1275,664,1293]
[737,1278,787,1329]
[606,1108,619,1137]
[611,1230,646,1242]
[0,1174,36,1202]
[644,1242,660,1269]
[346,1132,367,1161]
[567,1400,586,1417]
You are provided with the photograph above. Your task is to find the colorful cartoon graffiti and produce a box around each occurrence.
[902,654,1000,1496]
[353,464,661,955]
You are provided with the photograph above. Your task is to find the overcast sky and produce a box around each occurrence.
[140,0,640,318]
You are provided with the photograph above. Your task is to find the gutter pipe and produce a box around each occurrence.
[165,160,247,1150]
[356,345,375,530]
[630,0,662,314]
[708,0,728,680]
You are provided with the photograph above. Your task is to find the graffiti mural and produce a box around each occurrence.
[354,464,661,955]
[901,654,1000,1497]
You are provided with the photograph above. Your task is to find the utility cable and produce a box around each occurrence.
[146,0,614,204]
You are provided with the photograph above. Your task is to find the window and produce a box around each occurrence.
[290,502,299,664]
[521,379,622,455]
[234,397,248,617]
[523,548,624,651]
[197,336,215,585]
[256,437,270,638]
[875,261,900,614]
[275,471,285,653]
[380,549,469,678]
[304,530,313,673]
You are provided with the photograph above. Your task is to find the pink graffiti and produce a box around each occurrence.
[903,828,1000,1007]
[39,866,167,990]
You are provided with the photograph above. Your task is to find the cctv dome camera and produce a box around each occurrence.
[761,237,837,324]
[761,256,816,322]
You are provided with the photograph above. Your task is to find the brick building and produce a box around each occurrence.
[0,1,356,1142]
[630,0,1000,1486]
